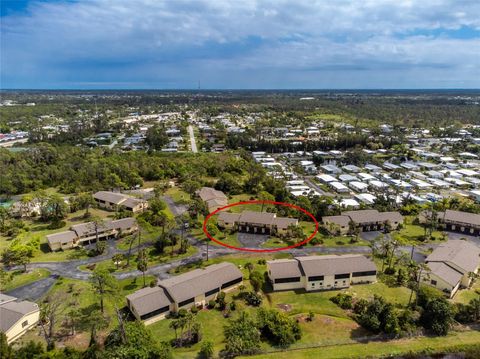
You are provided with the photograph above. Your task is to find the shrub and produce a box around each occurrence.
[384,267,396,275]
[245,291,262,306]
[199,340,214,359]
[307,311,315,322]
[48,220,66,230]
[149,279,157,287]
[191,306,199,314]
[257,259,266,265]
[208,300,216,309]
[330,293,353,309]
[216,291,226,310]
[178,308,188,317]
[229,301,237,311]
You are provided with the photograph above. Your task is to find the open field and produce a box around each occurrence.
[247,330,480,359]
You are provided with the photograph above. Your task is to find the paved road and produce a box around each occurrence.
[0,138,29,148]
[188,125,198,153]
[5,275,58,301]
[161,195,188,216]
[304,178,334,197]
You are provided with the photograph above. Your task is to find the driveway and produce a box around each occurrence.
[5,275,58,301]
[161,195,188,216]
[237,233,269,248]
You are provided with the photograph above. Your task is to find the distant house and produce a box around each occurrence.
[47,217,137,251]
[93,191,148,213]
[267,255,376,292]
[0,294,40,343]
[217,210,298,235]
[126,262,243,324]
[323,209,403,235]
[423,240,480,298]
[195,187,228,212]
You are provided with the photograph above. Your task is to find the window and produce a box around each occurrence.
[334,273,350,280]
[221,277,242,289]
[431,280,437,285]
[178,297,195,307]
[308,275,324,281]
[140,305,170,320]
[22,320,28,328]
[275,277,301,284]
[352,270,377,277]
[205,287,220,297]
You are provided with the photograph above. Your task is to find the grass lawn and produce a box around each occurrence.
[79,245,197,274]
[392,217,446,245]
[147,266,415,358]
[3,268,51,291]
[165,187,191,204]
[247,330,480,359]
[452,280,480,304]
[0,208,113,262]
[16,274,157,349]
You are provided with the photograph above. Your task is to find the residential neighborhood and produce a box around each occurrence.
[2,1,480,355]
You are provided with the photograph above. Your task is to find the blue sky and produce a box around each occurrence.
[1,0,479,89]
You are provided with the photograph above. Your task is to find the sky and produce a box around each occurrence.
[1,0,479,89]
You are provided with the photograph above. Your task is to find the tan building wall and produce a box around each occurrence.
[6,310,40,344]
[323,219,348,235]
[272,277,305,291]
[350,274,377,285]
[272,274,376,292]
[421,272,459,298]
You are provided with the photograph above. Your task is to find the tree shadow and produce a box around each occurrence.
[123,278,139,291]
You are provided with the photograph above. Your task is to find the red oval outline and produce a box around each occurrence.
[202,200,319,253]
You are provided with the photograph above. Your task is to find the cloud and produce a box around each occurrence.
[1,0,479,88]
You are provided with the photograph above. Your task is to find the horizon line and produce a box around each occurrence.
[1,88,480,92]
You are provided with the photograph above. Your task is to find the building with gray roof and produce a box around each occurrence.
[47,217,138,251]
[267,254,376,292]
[0,294,40,343]
[94,191,148,213]
[196,187,228,212]
[126,262,243,324]
[217,210,298,235]
[423,240,480,297]
[322,209,403,235]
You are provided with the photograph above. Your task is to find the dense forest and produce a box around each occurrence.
[0,146,289,201]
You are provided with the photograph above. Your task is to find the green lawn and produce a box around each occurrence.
[392,217,446,245]
[247,330,480,359]
[165,187,191,204]
[452,280,480,304]
[79,245,197,274]
[3,268,51,291]
[0,208,114,262]
[146,269,415,358]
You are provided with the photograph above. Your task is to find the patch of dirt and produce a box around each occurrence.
[296,314,308,323]
[276,303,292,312]
[321,316,334,324]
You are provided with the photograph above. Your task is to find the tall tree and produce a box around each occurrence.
[136,249,148,287]
[89,267,118,314]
